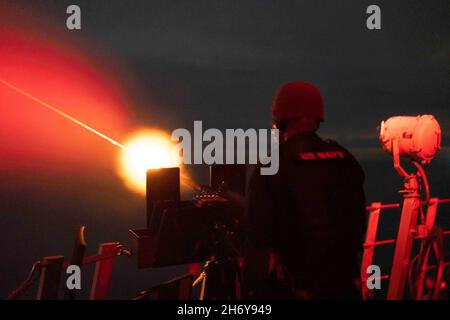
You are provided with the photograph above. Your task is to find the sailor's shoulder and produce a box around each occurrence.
[322,138,345,149]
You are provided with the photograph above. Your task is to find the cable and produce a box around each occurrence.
[408,227,445,300]
[412,161,430,205]
[6,261,41,300]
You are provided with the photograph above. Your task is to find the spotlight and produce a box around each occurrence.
[379,115,441,166]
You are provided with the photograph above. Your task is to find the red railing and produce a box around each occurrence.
[361,197,450,300]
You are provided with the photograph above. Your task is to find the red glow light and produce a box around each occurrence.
[0,26,131,173]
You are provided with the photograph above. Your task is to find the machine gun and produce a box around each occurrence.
[129,164,246,299]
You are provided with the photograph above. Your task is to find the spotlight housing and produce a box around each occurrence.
[379,115,441,165]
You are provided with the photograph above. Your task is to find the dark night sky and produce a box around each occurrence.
[0,0,449,299]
